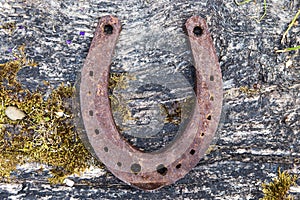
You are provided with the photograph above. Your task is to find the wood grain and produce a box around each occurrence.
[0,0,299,199]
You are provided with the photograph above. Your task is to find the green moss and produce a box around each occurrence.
[108,72,136,125]
[159,102,182,125]
[0,46,100,184]
[260,168,298,200]
[0,21,16,34]
[239,85,260,96]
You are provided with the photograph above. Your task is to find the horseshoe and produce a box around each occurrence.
[77,15,223,190]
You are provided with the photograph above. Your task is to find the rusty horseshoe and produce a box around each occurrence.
[76,15,223,190]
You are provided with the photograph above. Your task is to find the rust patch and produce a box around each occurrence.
[77,15,223,190]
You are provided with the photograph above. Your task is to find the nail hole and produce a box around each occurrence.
[89,71,93,76]
[131,163,141,174]
[210,75,214,81]
[104,24,113,35]
[176,163,182,169]
[89,110,93,116]
[104,147,108,152]
[210,95,214,101]
[87,91,91,95]
[201,132,205,137]
[190,149,196,155]
[117,162,122,167]
[95,129,99,135]
[156,164,168,176]
[193,26,203,37]
[207,115,212,120]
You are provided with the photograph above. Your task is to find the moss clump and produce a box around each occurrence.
[0,46,99,184]
[160,102,182,125]
[261,168,298,200]
[239,84,261,96]
[109,72,136,125]
[0,22,16,34]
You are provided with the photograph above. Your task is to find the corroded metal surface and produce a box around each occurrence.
[79,15,222,190]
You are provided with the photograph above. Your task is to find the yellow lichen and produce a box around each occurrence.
[260,168,298,200]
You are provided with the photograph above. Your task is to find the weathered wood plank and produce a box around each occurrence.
[0,0,299,199]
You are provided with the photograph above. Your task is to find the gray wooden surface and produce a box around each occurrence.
[0,0,299,199]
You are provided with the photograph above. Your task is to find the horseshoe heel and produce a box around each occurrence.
[78,15,223,190]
